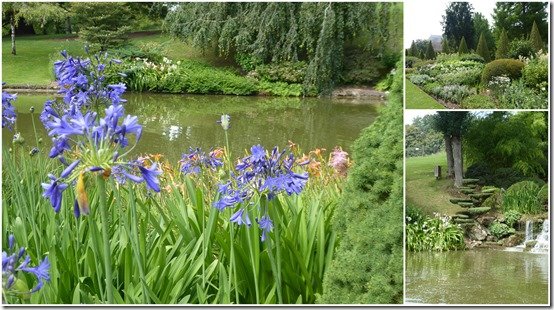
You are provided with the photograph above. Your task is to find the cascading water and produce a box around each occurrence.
[530,220,549,254]
[524,221,533,243]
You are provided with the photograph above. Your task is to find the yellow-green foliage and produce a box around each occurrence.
[319,61,403,304]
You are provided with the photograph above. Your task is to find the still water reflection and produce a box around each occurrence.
[2,93,383,162]
[406,249,549,304]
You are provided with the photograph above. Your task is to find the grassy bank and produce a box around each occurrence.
[405,80,443,109]
[2,33,228,86]
[406,153,461,216]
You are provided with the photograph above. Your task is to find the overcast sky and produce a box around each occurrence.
[404,1,497,47]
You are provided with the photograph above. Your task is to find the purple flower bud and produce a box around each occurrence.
[60,160,80,178]
[8,235,15,249]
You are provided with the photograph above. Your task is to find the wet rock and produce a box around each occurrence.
[525,240,538,248]
[468,223,489,241]
[486,235,497,242]
[476,216,496,227]
[465,240,482,249]
[502,234,523,247]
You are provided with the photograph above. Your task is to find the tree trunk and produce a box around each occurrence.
[10,15,16,55]
[444,135,455,178]
[451,135,464,188]
[66,17,72,34]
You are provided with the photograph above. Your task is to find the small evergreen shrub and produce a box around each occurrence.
[481,59,525,84]
[489,221,515,239]
[319,61,403,304]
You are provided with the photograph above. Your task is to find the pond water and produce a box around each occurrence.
[2,93,383,162]
[406,249,549,305]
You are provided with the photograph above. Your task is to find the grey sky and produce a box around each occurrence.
[404,0,497,47]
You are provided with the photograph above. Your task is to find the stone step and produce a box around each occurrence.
[457,202,474,208]
[453,218,475,224]
[469,193,493,200]
[460,189,475,194]
[452,214,469,219]
[462,178,480,184]
[450,198,473,204]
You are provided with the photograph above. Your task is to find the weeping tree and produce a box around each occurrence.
[432,112,471,188]
[164,2,402,95]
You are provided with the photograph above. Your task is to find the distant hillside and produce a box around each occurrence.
[429,35,442,52]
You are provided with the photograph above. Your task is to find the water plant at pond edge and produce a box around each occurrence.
[2,50,344,304]
[40,50,162,303]
[406,213,465,252]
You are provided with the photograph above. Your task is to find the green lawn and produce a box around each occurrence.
[2,33,230,86]
[405,79,444,109]
[406,152,462,216]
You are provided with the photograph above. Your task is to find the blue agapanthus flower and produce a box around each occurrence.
[2,85,17,130]
[215,145,308,241]
[40,50,162,217]
[179,147,224,175]
[2,234,50,293]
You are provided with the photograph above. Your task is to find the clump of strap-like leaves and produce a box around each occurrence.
[164,2,402,95]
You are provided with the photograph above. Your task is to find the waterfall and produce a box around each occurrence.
[530,220,549,254]
[524,220,534,242]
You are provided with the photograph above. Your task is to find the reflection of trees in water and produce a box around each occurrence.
[6,93,382,164]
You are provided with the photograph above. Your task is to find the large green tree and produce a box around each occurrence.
[432,112,471,187]
[442,2,475,51]
[70,2,132,51]
[164,2,402,95]
[493,2,548,43]
[319,62,403,304]
[2,2,68,55]
[405,115,444,157]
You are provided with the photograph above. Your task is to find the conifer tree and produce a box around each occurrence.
[476,32,491,62]
[530,20,544,52]
[425,40,436,60]
[458,36,469,55]
[441,37,450,54]
[495,29,509,59]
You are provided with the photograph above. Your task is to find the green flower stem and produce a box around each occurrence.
[263,196,283,304]
[96,175,114,304]
[245,218,260,303]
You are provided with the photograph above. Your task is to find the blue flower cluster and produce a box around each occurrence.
[215,145,309,241]
[2,85,17,130]
[2,235,50,293]
[54,50,126,108]
[179,147,224,175]
[41,50,161,217]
